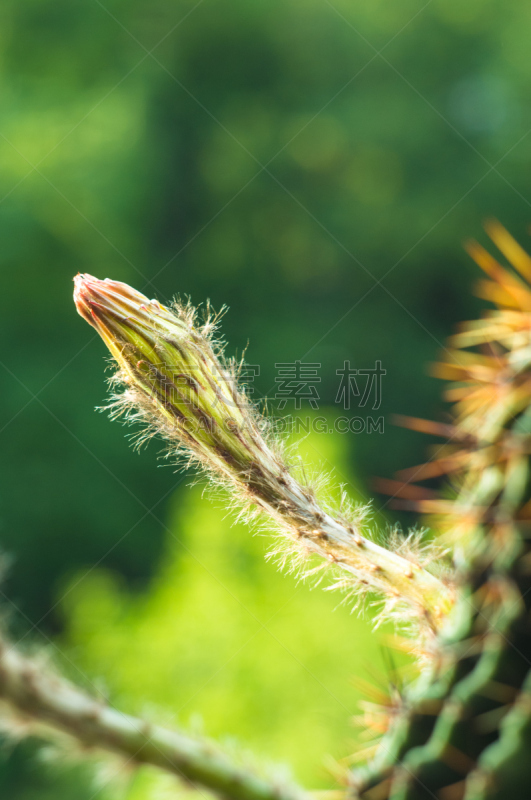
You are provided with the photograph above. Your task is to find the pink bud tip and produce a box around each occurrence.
[73,273,102,325]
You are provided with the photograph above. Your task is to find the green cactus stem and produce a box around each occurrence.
[0,634,307,800]
[351,223,531,800]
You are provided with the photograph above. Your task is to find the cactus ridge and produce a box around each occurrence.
[352,224,531,800]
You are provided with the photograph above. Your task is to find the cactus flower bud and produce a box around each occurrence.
[74,274,453,635]
[74,273,275,484]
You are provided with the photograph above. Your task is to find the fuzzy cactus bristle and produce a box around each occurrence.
[73,273,452,637]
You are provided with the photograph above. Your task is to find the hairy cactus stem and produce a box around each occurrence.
[74,274,452,631]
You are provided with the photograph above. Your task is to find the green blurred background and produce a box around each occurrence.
[1,0,531,796]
